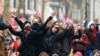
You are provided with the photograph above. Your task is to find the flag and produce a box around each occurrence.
[83,1,88,28]
[14,40,18,56]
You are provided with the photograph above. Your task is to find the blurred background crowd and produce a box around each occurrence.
[0,0,100,56]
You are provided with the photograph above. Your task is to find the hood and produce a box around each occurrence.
[87,20,95,28]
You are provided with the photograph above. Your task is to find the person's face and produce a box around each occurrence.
[94,52,99,56]
[59,22,65,29]
[77,25,81,30]
[74,25,81,33]
[90,25,95,29]
[24,23,31,29]
[52,26,59,33]
[24,23,32,35]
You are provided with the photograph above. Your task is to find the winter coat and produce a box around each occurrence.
[95,31,100,50]
[14,17,24,29]
[28,16,53,56]
[60,27,74,54]
[43,28,68,53]
[9,17,36,56]
[84,28,96,50]
[72,33,88,51]
[12,16,53,56]
[9,26,35,56]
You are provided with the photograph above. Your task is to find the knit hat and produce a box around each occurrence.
[0,22,8,30]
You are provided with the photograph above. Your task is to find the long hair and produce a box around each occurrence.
[32,16,43,25]
[89,23,96,42]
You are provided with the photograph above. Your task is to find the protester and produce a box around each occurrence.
[43,21,70,55]
[93,49,100,56]
[72,24,88,56]
[8,20,35,56]
[84,23,97,56]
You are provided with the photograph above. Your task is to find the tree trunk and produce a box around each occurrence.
[16,0,22,17]
[3,0,10,23]
[66,0,73,17]
[41,0,46,22]
[81,0,86,23]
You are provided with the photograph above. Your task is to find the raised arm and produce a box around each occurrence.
[42,11,57,29]
[10,13,24,29]
[8,26,22,37]
[14,17,24,29]
[55,28,69,40]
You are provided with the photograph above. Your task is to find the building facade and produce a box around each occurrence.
[0,0,89,23]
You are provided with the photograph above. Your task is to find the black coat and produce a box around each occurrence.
[60,28,74,54]
[8,17,35,56]
[9,26,35,56]
[95,31,100,50]
[12,16,53,56]
[43,28,68,53]
[23,16,53,56]
[14,17,24,29]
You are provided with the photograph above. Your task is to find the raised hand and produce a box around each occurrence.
[46,20,53,28]
[10,13,16,18]
[51,10,57,17]
[35,10,40,17]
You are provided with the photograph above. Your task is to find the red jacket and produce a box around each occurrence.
[72,33,88,51]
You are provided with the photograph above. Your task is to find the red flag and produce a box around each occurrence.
[14,40,18,56]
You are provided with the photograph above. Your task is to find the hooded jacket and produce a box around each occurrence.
[84,23,97,50]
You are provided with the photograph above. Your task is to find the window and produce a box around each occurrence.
[21,0,24,9]
[73,0,82,9]
[34,0,36,10]
[27,0,30,9]
[13,0,17,8]
[27,0,32,10]
[27,0,34,10]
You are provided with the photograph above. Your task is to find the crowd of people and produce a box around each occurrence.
[0,11,100,56]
